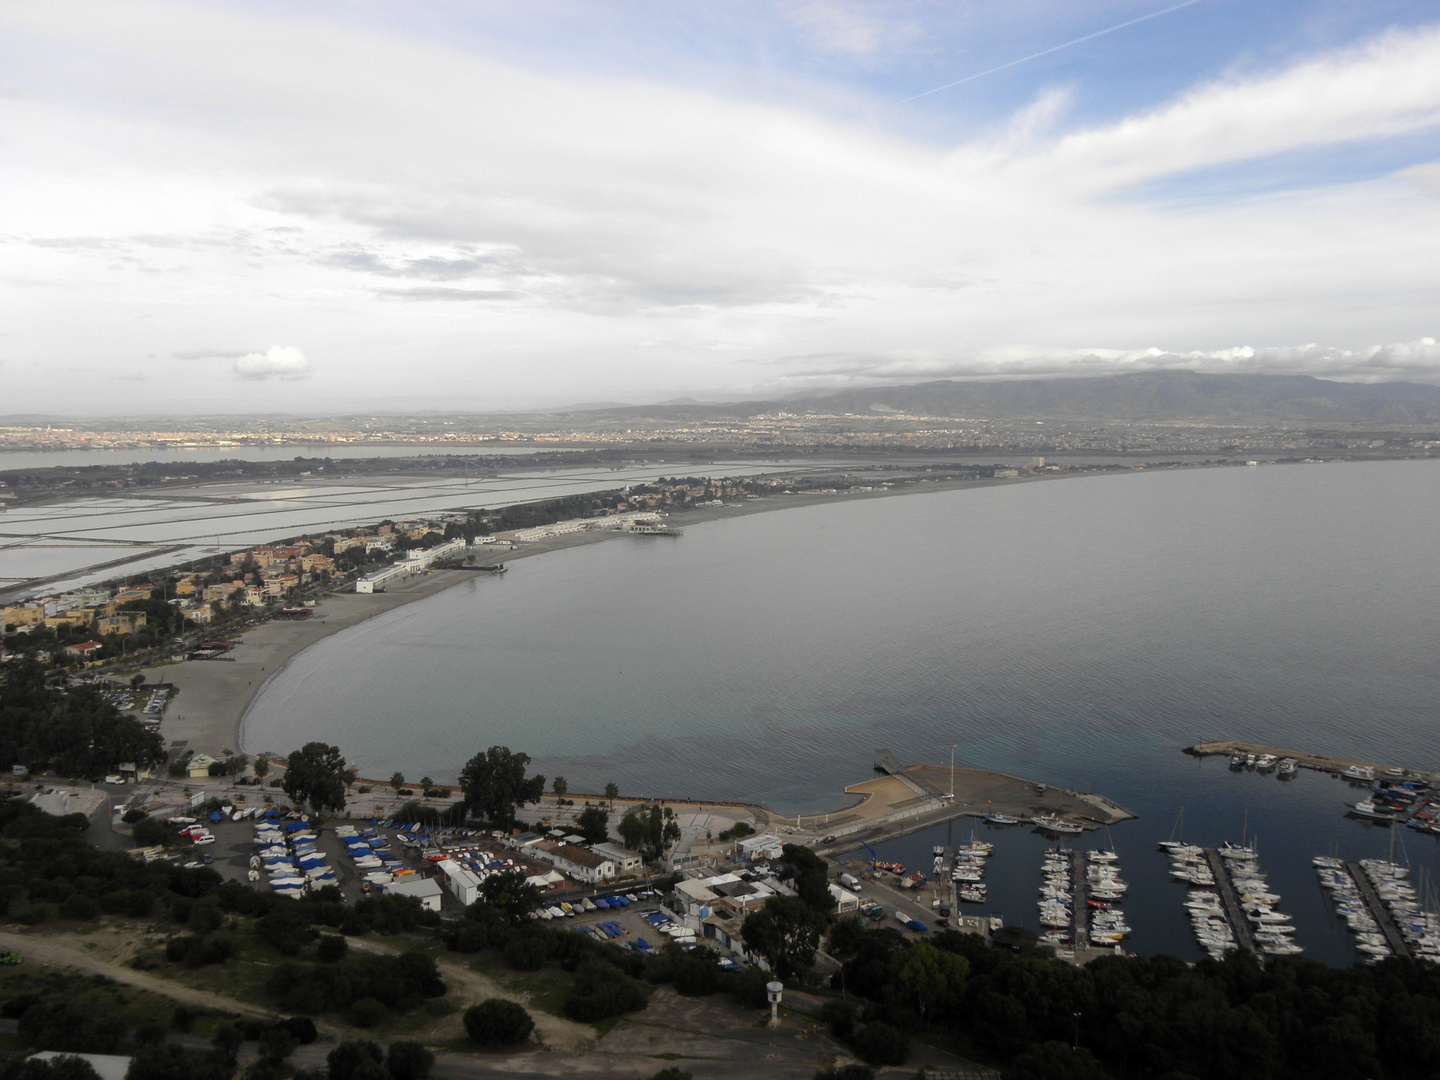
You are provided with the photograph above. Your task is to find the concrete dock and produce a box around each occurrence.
[1071,850,1089,951]
[1205,849,1258,956]
[1346,861,1411,958]
[1184,740,1438,785]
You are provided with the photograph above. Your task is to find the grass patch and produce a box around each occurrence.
[0,964,239,1036]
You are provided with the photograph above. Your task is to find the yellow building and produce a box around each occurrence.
[96,611,147,636]
[0,605,44,628]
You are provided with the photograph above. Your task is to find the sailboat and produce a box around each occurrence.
[1157,807,1189,851]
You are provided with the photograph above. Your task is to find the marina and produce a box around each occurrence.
[1345,860,1409,958]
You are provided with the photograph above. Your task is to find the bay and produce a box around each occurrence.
[242,458,1440,965]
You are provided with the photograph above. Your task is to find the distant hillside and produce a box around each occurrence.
[576,372,1440,425]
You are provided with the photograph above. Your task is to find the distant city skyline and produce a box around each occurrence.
[3,0,1439,413]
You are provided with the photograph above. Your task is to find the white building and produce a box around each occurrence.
[828,883,861,913]
[538,843,616,884]
[435,859,483,906]
[384,876,444,911]
[592,841,644,875]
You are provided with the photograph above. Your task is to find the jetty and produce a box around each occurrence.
[1071,850,1089,952]
[1346,861,1411,958]
[1184,740,1437,784]
[1204,849,1258,956]
[814,753,1134,856]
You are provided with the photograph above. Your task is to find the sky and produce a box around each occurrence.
[3,0,1440,414]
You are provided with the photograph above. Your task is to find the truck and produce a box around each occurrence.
[838,873,861,891]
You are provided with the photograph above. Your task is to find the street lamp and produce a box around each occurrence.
[766,981,783,1027]
[949,742,957,800]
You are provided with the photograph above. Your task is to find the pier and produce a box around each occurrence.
[1204,849,1258,955]
[1346,861,1411,958]
[1184,740,1437,785]
[1070,850,1088,951]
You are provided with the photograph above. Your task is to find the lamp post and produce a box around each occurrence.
[766,981,783,1028]
[949,742,957,799]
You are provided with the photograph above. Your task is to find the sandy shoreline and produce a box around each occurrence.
[139,468,1101,759]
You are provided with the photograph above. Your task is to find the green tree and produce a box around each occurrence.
[463,999,535,1048]
[474,869,542,922]
[552,776,567,797]
[419,775,434,791]
[575,804,609,845]
[281,742,349,815]
[252,756,270,779]
[780,843,837,917]
[390,771,406,792]
[458,746,545,829]
[740,896,824,980]
[891,942,968,1022]
[617,804,681,862]
[604,781,619,807]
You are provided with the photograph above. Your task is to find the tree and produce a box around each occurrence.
[780,844,837,917]
[891,942,968,1022]
[552,776,567,797]
[740,896,824,980]
[617,804,681,863]
[390,771,405,792]
[252,756,270,779]
[604,781,619,807]
[464,999,535,1048]
[280,742,348,814]
[475,869,542,922]
[385,1040,436,1080]
[459,746,545,829]
[0,1056,103,1079]
[575,804,609,845]
[419,775,434,791]
[326,1040,384,1080]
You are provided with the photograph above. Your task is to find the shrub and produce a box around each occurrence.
[821,1000,859,1039]
[348,998,388,1029]
[386,1039,436,1080]
[277,1016,318,1044]
[121,807,148,824]
[316,934,349,962]
[851,1021,909,1067]
[564,959,648,1022]
[326,1040,384,1080]
[463,999,535,1048]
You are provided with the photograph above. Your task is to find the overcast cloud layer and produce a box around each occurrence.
[2,0,1439,413]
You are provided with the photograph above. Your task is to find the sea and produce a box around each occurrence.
[241,458,1440,966]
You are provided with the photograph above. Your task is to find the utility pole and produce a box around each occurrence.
[950,742,957,799]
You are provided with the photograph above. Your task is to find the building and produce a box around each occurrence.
[64,640,104,660]
[539,843,615,884]
[735,833,788,861]
[434,859,484,906]
[95,611,146,636]
[591,842,644,875]
[828,883,861,914]
[384,876,443,911]
[187,753,219,778]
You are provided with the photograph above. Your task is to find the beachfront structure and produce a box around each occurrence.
[828,883,861,913]
[356,538,469,593]
[383,876,443,911]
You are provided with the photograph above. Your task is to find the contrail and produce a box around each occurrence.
[898,0,1206,104]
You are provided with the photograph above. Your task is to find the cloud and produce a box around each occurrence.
[234,345,309,379]
[766,338,1440,388]
[2,3,1440,413]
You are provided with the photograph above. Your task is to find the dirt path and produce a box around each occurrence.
[0,928,275,1021]
[345,937,596,1053]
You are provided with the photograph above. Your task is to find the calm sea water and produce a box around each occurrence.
[243,459,1440,965]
